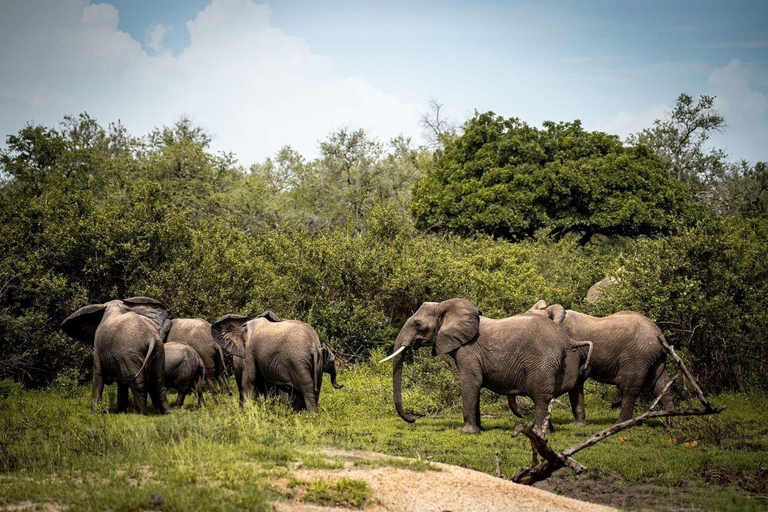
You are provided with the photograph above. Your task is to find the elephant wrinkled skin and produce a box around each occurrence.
[164,341,205,408]
[529,300,674,422]
[212,311,342,412]
[60,297,171,415]
[387,299,592,435]
[166,318,232,396]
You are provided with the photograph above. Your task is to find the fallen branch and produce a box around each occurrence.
[492,443,501,478]
[510,340,726,485]
[656,335,714,411]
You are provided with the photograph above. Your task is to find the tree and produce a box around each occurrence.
[411,112,699,243]
[629,93,726,186]
[420,98,457,150]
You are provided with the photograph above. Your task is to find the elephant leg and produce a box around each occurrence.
[195,379,205,408]
[280,390,291,407]
[205,376,219,395]
[458,371,482,434]
[148,351,171,414]
[568,381,587,425]
[116,382,130,413]
[652,368,674,411]
[175,390,186,407]
[303,391,318,413]
[292,392,307,412]
[91,371,105,414]
[618,388,640,422]
[241,358,259,404]
[217,374,232,396]
[533,396,553,437]
[131,384,148,415]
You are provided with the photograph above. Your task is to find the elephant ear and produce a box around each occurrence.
[60,304,107,345]
[257,310,282,322]
[546,304,566,325]
[435,298,481,356]
[528,299,547,312]
[121,296,169,330]
[211,314,248,358]
[161,318,173,342]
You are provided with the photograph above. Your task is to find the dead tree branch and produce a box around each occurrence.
[509,339,726,485]
[492,443,501,478]
[657,335,714,411]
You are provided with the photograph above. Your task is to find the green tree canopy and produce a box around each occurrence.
[411,112,701,243]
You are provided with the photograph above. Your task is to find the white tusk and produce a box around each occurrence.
[378,346,406,363]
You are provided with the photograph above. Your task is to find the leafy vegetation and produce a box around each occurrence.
[2,99,767,394]
[411,112,702,243]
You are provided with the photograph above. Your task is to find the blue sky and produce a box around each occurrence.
[1,0,766,165]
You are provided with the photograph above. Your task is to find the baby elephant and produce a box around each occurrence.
[164,342,205,408]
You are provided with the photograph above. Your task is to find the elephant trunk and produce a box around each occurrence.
[329,366,344,389]
[392,331,415,423]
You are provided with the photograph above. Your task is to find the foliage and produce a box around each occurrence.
[1,111,766,394]
[592,215,768,392]
[411,112,700,243]
[630,93,768,217]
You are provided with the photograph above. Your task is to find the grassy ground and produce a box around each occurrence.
[1,350,766,511]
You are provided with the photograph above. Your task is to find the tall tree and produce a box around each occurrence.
[412,112,699,243]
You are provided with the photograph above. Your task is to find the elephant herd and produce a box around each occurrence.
[61,285,674,436]
[60,298,341,414]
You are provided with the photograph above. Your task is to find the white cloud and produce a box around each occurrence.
[144,22,171,55]
[0,0,421,164]
[706,59,768,163]
[590,104,667,140]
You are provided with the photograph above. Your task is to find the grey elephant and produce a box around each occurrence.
[164,342,205,408]
[585,276,617,311]
[60,297,171,415]
[529,300,674,422]
[231,339,343,410]
[212,311,342,412]
[166,318,232,395]
[382,299,593,435]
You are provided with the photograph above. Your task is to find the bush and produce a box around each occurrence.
[593,215,768,392]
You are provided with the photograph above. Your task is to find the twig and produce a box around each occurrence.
[510,347,726,486]
[649,376,676,410]
[492,443,501,478]
[657,335,713,411]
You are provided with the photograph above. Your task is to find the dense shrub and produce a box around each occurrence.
[593,215,768,392]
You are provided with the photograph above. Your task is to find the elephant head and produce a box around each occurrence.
[61,296,169,345]
[321,343,344,389]
[382,298,480,424]
[527,300,566,325]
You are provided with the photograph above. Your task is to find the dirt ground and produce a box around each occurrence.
[275,448,617,512]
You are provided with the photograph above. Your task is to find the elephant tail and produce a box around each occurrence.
[313,347,323,394]
[131,335,156,381]
[508,395,523,418]
[570,340,593,379]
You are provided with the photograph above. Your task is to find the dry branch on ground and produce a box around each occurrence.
[510,335,726,485]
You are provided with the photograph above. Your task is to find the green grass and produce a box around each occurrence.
[289,477,373,508]
[1,351,766,511]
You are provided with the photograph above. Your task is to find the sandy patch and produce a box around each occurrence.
[275,448,616,512]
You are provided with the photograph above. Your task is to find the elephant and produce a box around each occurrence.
[164,342,205,408]
[231,339,343,410]
[585,276,617,311]
[382,298,593,435]
[211,311,342,412]
[60,297,171,415]
[528,300,674,422]
[165,318,232,396]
